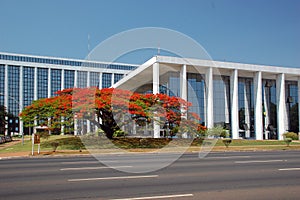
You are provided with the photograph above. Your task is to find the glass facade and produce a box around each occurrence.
[0,65,5,105]
[102,73,112,88]
[8,65,20,117]
[238,78,254,138]
[0,53,137,70]
[23,67,34,107]
[77,71,87,88]
[188,73,205,123]
[64,70,75,89]
[51,69,61,96]
[90,72,100,87]
[114,73,124,84]
[286,81,299,133]
[213,76,230,127]
[37,68,48,99]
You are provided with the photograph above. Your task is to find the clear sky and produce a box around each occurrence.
[0,0,299,67]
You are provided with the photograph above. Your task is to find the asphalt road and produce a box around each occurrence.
[0,151,300,200]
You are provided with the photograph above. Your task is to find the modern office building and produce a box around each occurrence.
[114,56,300,140]
[0,52,138,136]
[1,52,299,140]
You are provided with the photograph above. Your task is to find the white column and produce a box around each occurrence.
[74,70,78,88]
[34,67,38,100]
[298,78,300,137]
[61,69,65,135]
[180,65,188,138]
[276,74,286,140]
[254,72,263,140]
[224,80,230,124]
[244,81,250,138]
[180,65,187,101]
[111,73,115,87]
[230,69,239,139]
[61,69,65,90]
[19,66,23,135]
[4,65,8,136]
[87,71,90,87]
[153,62,160,138]
[99,73,103,89]
[86,72,91,133]
[48,68,51,98]
[47,68,51,134]
[205,67,214,129]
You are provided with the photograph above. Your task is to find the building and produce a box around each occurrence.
[1,52,299,140]
[114,56,300,140]
[0,52,138,135]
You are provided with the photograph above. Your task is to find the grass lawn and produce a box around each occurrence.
[0,135,300,155]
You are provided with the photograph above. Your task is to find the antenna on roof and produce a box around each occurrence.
[87,34,90,60]
[157,43,160,56]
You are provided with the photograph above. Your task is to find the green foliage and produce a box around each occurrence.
[50,142,59,152]
[284,138,292,147]
[113,130,127,138]
[207,125,228,138]
[283,132,298,140]
[42,136,85,150]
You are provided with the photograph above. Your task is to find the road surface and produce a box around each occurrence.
[0,151,299,199]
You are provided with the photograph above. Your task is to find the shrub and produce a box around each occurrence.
[207,126,228,138]
[51,142,59,152]
[113,130,127,138]
[222,138,232,148]
[284,138,292,147]
[283,132,298,140]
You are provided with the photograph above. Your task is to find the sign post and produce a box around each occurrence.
[32,134,41,155]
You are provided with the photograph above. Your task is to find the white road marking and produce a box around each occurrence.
[110,193,194,200]
[278,168,300,171]
[235,160,286,164]
[68,175,158,182]
[61,166,132,171]
[61,161,116,164]
[206,156,251,159]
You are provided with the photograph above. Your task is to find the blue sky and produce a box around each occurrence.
[0,0,299,67]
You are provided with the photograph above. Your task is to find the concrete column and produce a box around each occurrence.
[19,66,23,135]
[86,71,91,133]
[224,80,230,124]
[180,64,188,138]
[87,71,90,87]
[111,73,115,87]
[47,68,51,134]
[244,80,250,138]
[153,62,160,138]
[230,69,239,139]
[276,73,286,140]
[34,67,38,100]
[99,72,102,89]
[61,69,65,90]
[4,65,8,136]
[205,67,214,129]
[48,68,51,98]
[254,72,263,140]
[180,65,187,101]
[61,69,65,135]
[74,70,78,88]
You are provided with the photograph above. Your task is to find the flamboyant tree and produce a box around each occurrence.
[20,87,205,139]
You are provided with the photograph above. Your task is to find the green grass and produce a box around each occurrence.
[1,136,300,154]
